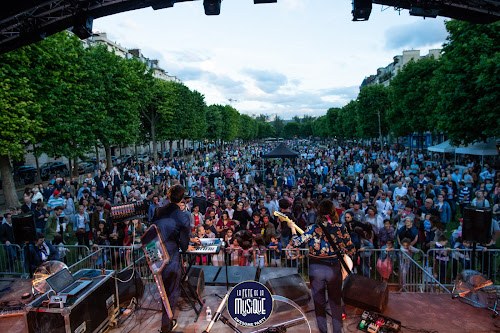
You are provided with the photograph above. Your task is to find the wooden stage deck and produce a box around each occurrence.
[1,278,499,333]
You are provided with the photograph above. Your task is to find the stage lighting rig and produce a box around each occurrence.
[352,0,372,21]
[204,0,221,15]
[254,0,278,3]
[151,0,175,10]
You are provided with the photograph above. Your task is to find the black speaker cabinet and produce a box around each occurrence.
[12,213,36,244]
[463,206,492,244]
[343,274,389,313]
[186,267,205,299]
[265,273,311,307]
[26,269,118,333]
[117,268,144,306]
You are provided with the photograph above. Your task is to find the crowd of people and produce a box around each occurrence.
[1,141,499,280]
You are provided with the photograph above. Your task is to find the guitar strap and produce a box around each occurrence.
[317,220,352,276]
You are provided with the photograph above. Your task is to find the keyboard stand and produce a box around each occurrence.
[212,248,230,291]
[180,254,204,322]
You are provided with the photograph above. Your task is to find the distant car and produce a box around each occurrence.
[40,161,68,180]
[87,157,97,165]
[14,165,38,185]
[78,162,94,175]
[137,153,150,163]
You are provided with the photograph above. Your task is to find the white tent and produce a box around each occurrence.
[427,140,456,153]
[455,139,498,156]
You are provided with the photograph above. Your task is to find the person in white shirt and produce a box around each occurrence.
[393,181,407,200]
[374,191,393,220]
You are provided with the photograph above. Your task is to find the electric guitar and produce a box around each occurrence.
[141,224,173,320]
[273,211,353,280]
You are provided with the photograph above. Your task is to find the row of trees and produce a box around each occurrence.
[304,21,498,146]
[0,31,278,207]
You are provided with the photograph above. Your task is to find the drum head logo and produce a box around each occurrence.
[227,281,273,327]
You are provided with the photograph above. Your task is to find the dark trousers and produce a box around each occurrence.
[309,261,343,333]
[76,231,90,256]
[161,255,182,330]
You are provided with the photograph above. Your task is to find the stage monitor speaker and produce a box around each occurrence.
[117,269,145,305]
[343,275,389,313]
[186,267,205,299]
[12,213,36,244]
[463,206,492,244]
[265,273,311,307]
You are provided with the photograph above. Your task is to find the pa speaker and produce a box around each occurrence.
[265,273,311,307]
[72,16,93,40]
[463,206,492,244]
[186,267,205,299]
[117,268,145,305]
[343,274,389,313]
[12,213,36,244]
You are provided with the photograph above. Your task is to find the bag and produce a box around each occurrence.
[376,257,393,280]
[76,228,86,235]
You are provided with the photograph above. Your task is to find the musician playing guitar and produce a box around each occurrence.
[152,184,198,333]
[277,199,355,333]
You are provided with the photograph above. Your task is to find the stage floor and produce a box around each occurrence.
[109,284,499,333]
[1,279,499,333]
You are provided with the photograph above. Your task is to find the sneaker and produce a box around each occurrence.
[160,319,177,333]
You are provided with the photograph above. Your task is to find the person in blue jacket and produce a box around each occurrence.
[152,184,195,333]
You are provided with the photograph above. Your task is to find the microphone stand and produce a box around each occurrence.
[203,290,232,333]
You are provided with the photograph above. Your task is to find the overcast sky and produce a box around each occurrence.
[93,0,448,119]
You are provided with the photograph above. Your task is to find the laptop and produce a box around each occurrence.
[46,268,92,296]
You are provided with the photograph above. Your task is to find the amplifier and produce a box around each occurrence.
[26,269,119,333]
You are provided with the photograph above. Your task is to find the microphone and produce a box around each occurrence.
[203,290,230,333]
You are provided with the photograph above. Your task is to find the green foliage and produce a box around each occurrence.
[272,115,285,137]
[356,85,390,139]
[282,121,300,138]
[0,46,41,159]
[339,101,358,139]
[312,115,329,138]
[257,121,275,139]
[220,105,239,142]
[435,20,500,145]
[388,57,440,137]
[206,104,224,141]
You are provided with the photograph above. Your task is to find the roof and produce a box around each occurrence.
[262,143,299,159]
[455,139,499,156]
[427,140,456,153]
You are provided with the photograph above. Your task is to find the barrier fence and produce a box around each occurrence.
[2,243,498,294]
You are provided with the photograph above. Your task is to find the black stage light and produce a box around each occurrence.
[352,0,372,21]
[72,16,93,40]
[151,0,175,10]
[254,0,277,3]
[204,0,221,15]
[410,6,439,18]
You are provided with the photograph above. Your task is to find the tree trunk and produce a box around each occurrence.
[33,147,41,184]
[169,140,173,158]
[95,144,99,171]
[68,158,72,176]
[105,146,112,171]
[134,143,138,161]
[0,154,20,208]
[152,118,158,164]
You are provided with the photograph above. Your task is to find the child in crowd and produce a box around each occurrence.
[399,238,420,289]
[267,235,282,267]
[378,240,395,281]
[252,235,267,268]
[53,234,69,264]
[434,235,450,283]
[378,219,395,247]
[91,244,106,269]
[240,241,252,266]
[229,238,241,266]
[285,240,299,268]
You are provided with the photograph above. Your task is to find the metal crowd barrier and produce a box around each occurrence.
[0,244,25,275]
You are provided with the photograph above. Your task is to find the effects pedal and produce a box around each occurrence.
[358,311,401,333]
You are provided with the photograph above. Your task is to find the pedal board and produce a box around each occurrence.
[358,311,401,333]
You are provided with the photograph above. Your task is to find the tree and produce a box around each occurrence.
[312,115,329,138]
[0,46,41,207]
[220,105,239,144]
[388,57,440,147]
[206,104,224,145]
[339,101,358,140]
[140,79,174,163]
[326,107,342,138]
[434,20,500,145]
[356,85,390,145]
[282,122,300,138]
[272,115,285,138]
[83,45,143,169]
[29,32,96,176]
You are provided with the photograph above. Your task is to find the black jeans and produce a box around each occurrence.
[309,260,343,333]
[76,231,90,256]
